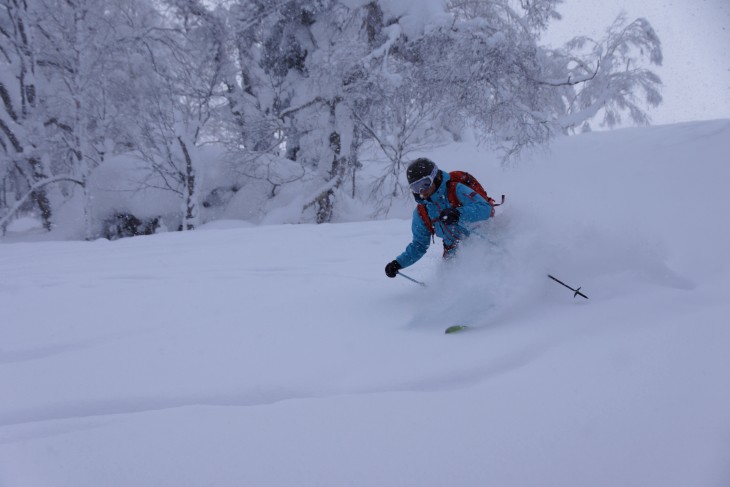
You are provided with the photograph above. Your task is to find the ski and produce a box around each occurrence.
[444,325,470,334]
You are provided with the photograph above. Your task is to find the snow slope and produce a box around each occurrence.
[2,120,730,486]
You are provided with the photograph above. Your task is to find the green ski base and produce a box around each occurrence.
[444,325,470,334]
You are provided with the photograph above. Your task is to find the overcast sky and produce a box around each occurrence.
[545,0,730,126]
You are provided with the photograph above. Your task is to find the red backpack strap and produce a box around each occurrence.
[447,171,502,217]
[446,180,461,208]
[417,204,435,235]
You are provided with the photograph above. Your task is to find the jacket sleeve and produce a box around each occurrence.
[455,183,492,223]
[395,208,432,268]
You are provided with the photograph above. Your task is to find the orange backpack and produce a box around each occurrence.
[417,171,504,235]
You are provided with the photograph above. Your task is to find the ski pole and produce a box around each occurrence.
[548,274,589,299]
[398,271,427,287]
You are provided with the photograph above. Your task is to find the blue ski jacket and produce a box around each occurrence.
[395,171,492,268]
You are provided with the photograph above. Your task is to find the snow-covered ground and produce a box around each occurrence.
[2,120,730,486]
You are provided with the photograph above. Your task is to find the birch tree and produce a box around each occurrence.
[30,0,138,238]
[127,0,228,231]
[0,0,56,232]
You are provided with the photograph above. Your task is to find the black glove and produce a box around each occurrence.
[439,207,460,225]
[385,260,402,278]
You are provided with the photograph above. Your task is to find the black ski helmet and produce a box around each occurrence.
[406,158,438,184]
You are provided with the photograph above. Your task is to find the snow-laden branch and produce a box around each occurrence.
[539,60,600,87]
[0,115,23,152]
[302,174,344,213]
[361,23,401,64]
[0,80,18,121]
[0,174,84,231]
[278,96,342,121]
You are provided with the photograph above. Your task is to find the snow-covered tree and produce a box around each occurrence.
[1,0,665,235]
[123,0,229,231]
[3,0,155,237]
[0,0,57,232]
[555,13,663,131]
[31,0,111,237]
[210,0,663,222]
[370,2,663,158]
[222,0,361,223]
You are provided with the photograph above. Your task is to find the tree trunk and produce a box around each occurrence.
[316,131,343,224]
[28,157,53,231]
[178,136,197,231]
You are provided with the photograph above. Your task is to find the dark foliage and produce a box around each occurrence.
[102,212,160,240]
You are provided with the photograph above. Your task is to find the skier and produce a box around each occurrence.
[385,158,493,278]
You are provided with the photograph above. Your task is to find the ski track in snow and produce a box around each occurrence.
[0,307,598,434]
[0,347,546,430]
[0,328,152,365]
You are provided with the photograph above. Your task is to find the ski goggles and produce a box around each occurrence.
[408,166,439,194]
